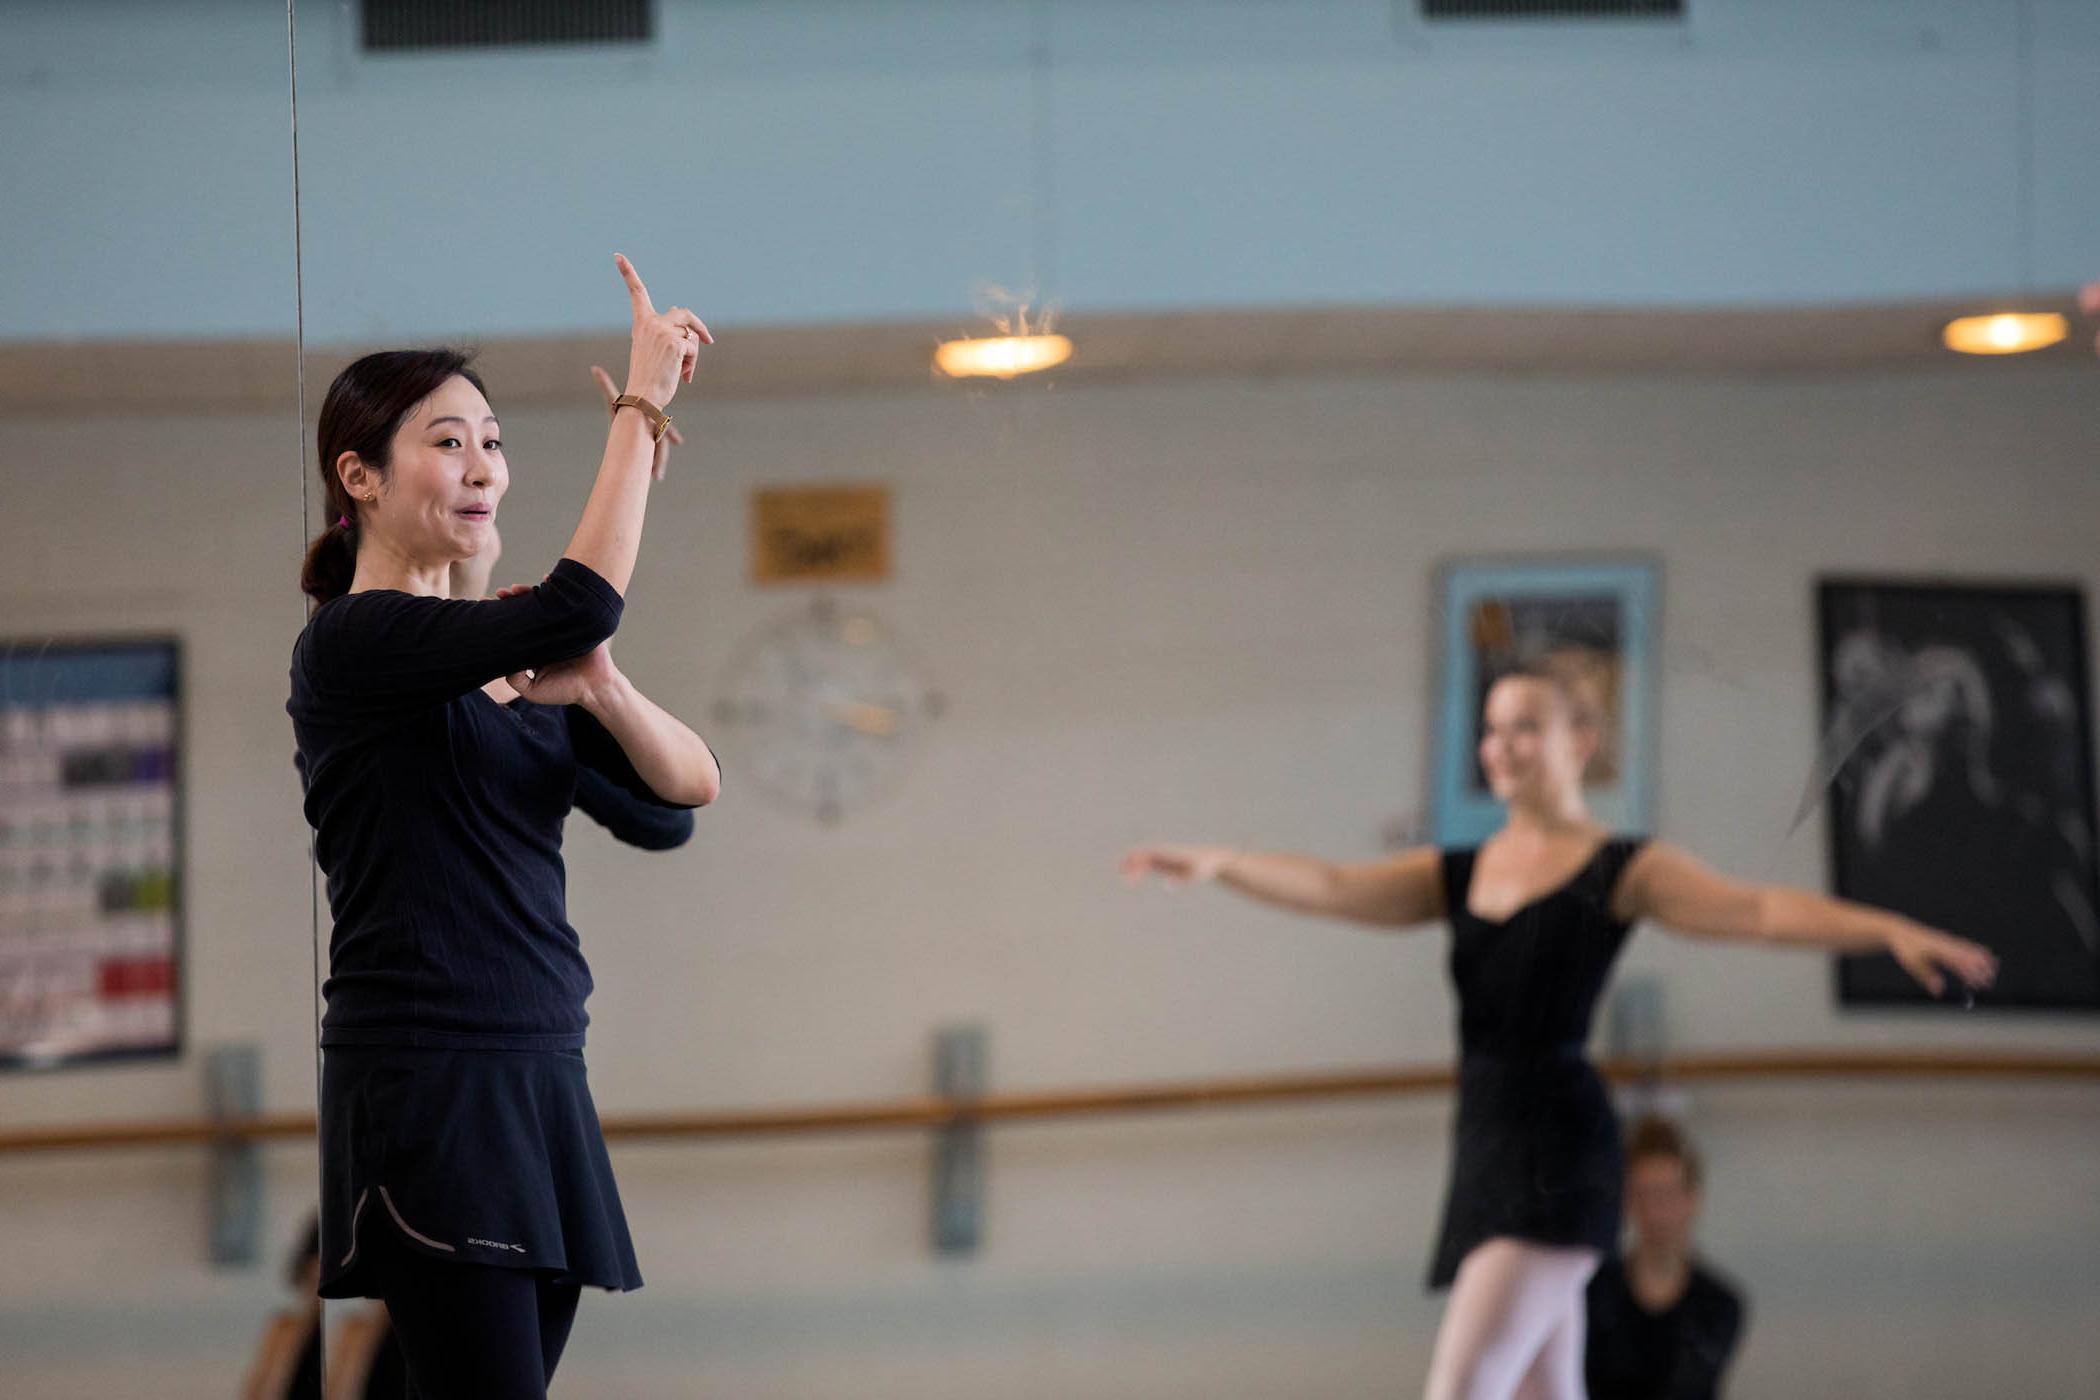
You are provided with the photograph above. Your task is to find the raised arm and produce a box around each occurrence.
[1617,842,1998,996]
[560,255,710,597]
[1121,844,1446,929]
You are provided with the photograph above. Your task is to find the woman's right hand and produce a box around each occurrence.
[1888,922,1999,999]
[616,253,712,409]
[1121,844,1237,888]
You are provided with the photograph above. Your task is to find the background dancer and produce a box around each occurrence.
[1123,662,1994,1400]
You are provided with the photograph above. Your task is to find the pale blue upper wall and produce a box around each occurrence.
[4,0,2097,343]
[1,1,299,340]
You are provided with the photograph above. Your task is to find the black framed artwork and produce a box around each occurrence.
[1818,580,2099,1011]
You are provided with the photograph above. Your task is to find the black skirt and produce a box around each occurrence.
[318,1045,642,1299]
[1427,1052,1623,1290]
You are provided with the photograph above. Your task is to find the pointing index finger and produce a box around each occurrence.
[615,253,655,321]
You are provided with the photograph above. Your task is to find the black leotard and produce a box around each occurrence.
[1428,838,1647,1288]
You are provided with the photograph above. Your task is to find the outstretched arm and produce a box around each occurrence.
[1121,844,1446,929]
[1617,842,1998,996]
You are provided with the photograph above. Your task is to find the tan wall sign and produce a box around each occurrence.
[750,483,891,584]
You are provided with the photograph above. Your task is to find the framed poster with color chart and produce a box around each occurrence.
[0,637,184,1069]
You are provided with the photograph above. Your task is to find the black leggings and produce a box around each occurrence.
[363,1222,582,1399]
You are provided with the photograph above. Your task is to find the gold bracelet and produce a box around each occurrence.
[610,393,672,444]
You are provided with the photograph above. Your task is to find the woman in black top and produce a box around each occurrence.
[1123,664,1994,1400]
[289,257,719,1399]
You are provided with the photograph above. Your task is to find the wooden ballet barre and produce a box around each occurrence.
[1,1050,2095,1156]
[602,1065,1463,1143]
[0,1110,317,1153]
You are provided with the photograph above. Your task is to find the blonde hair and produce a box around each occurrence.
[1497,651,1607,730]
[1491,648,1623,783]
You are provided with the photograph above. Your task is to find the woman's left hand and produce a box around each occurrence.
[1888,923,1999,998]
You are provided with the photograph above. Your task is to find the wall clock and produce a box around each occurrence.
[711,599,944,826]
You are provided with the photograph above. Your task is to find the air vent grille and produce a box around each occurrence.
[1423,0,1683,19]
[362,0,653,52]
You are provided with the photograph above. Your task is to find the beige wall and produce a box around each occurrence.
[1,362,2096,1397]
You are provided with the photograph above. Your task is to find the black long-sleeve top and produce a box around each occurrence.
[1585,1256,1747,1400]
[572,761,696,851]
[288,558,693,1051]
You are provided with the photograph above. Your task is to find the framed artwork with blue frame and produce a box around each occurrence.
[1431,557,1659,847]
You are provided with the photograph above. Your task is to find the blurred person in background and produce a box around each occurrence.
[240,1214,407,1400]
[1584,1117,1745,1400]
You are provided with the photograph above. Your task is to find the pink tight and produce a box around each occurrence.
[1423,1238,1600,1400]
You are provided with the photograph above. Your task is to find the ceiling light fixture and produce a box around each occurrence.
[1941,312,2069,356]
[933,332,1073,380]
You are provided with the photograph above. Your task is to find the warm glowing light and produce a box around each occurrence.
[1941,312,2069,356]
[934,334,1073,379]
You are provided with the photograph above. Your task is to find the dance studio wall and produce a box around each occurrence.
[9,0,2100,344]
[2,362,2097,1397]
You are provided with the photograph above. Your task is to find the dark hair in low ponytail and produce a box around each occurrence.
[299,348,487,604]
[298,517,360,607]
